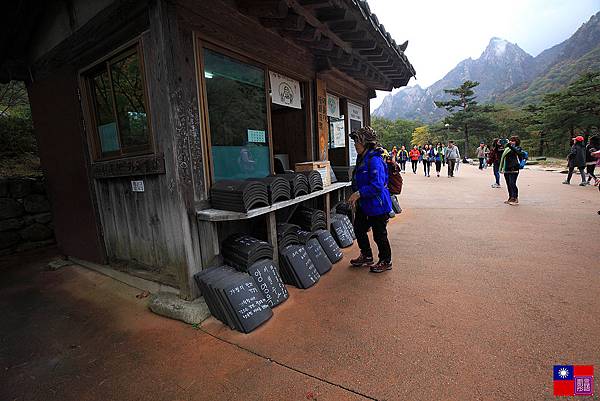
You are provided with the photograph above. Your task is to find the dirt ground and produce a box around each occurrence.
[1,165,599,401]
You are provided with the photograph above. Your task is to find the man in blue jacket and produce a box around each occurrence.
[348,126,393,273]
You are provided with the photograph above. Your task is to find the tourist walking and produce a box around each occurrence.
[476,142,486,170]
[409,145,420,174]
[422,144,432,177]
[397,145,409,173]
[445,141,460,177]
[433,143,443,177]
[563,135,587,186]
[586,136,599,185]
[348,126,393,273]
[500,136,526,205]
[488,138,503,188]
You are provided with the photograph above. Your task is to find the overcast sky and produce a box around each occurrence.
[369,0,600,110]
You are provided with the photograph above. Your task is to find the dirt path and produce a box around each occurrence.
[1,165,598,400]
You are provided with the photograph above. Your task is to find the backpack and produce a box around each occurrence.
[519,150,529,169]
[386,158,403,194]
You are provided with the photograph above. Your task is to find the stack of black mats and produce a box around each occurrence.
[335,202,353,222]
[330,213,354,248]
[276,173,310,197]
[210,180,269,212]
[277,223,320,289]
[291,206,327,231]
[292,228,332,275]
[221,234,288,308]
[299,171,323,192]
[221,234,274,270]
[315,229,343,263]
[194,266,272,333]
[252,176,291,204]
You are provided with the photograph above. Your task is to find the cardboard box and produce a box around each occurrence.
[295,161,331,187]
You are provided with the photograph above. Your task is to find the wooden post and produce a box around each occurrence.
[323,192,331,229]
[266,211,279,263]
[316,79,328,161]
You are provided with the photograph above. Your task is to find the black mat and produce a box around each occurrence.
[330,214,354,248]
[222,233,274,271]
[279,244,320,289]
[247,259,289,308]
[210,180,269,212]
[315,229,343,263]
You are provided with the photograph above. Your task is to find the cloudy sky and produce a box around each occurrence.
[369,0,600,110]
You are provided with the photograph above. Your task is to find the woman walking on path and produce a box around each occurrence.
[422,144,432,177]
[434,143,443,177]
[500,136,526,205]
[563,135,587,186]
[586,136,599,185]
[409,145,420,174]
[348,126,393,273]
[488,138,504,188]
[445,141,460,177]
[397,145,409,173]
[476,142,486,170]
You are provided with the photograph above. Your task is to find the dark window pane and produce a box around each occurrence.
[203,49,270,181]
[110,52,149,149]
[91,70,120,153]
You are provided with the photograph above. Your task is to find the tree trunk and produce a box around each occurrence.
[464,124,469,160]
[538,130,545,156]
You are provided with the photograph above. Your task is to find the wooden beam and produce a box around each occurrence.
[260,14,306,31]
[349,40,377,50]
[327,20,358,33]
[338,30,368,41]
[315,7,346,22]
[236,0,289,19]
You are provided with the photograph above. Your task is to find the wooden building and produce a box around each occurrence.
[0,0,415,299]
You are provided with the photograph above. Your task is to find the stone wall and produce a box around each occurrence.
[0,177,55,256]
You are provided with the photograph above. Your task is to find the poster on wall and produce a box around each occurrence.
[269,71,301,109]
[326,93,340,118]
[348,102,363,166]
[330,119,345,148]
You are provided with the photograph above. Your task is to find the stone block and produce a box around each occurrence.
[15,239,56,253]
[23,194,50,213]
[33,212,53,224]
[0,218,24,232]
[0,178,8,197]
[19,223,53,241]
[9,178,35,198]
[32,180,47,194]
[148,292,210,325]
[0,231,21,249]
[47,258,72,270]
[0,199,25,219]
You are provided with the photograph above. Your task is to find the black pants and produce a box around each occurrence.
[479,158,485,169]
[586,164,597,181]
[504,173,519,199]
[435,160,442,173]
[399,160,406,171]
[411,160,418,173]
[423,160,430,175]
[353,205,391,262]
[447,159,456,176]
[566,165,586,183]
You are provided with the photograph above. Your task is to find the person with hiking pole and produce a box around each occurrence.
[500,136,526,205]
[348,126,393,273]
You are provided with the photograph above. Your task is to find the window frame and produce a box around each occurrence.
[196,40,275,184]
[82,42,154,162]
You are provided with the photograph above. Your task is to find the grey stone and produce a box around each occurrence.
[0,178,8,197]
[23,194,50,213]
[9,178,35,198]
[148,292,210,325]
[48,258,72,270]
[0,198,24,219]
[32,180,46,194]
[0,218,24,232]
[19,223,53,241]
[15,239,55,253]
[0,231,21,249]
[33,212,53,224]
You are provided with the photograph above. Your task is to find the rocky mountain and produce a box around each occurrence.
[374,11,600,122]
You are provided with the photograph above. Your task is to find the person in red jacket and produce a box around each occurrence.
[409,145,420,174]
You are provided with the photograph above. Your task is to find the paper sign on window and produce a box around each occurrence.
[269,71,301,109]
[247,129,266,143]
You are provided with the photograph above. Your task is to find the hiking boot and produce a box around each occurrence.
[513,198,519,204]
[504,198,513,204]
[579,182,588,186]
[562,180,570,185]
[370,260,393,273]
[350,254,374,267]
[508,198,519,206]
[491,183,500,188]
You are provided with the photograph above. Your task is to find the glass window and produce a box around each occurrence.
[88,47,151,158]
[203,49,270,182]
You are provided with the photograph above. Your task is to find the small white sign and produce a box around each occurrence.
[269,71,302,109]
[348,102,363,122]
[131,180,144,192]
[247,129,266,143]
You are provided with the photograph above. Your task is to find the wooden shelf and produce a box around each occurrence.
[196,181,351,222]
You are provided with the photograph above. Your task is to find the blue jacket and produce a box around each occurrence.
[352,148,392,216]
